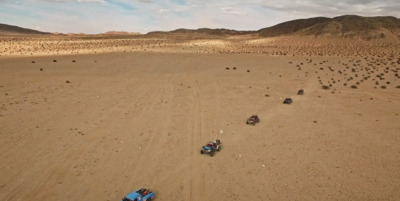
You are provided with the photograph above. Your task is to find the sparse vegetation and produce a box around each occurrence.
[1,15,400,201]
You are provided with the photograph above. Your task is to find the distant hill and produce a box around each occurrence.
[257,17,331,37]
[147,28,255,36]
[2,15,400,39]
[257,15,400,38]
[103,31,142,35]
[0,23,49,35]
[146,15,400,39]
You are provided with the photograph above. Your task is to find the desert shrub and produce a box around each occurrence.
[381,85,386,89]
[351,85,358,89]
[322,85,330,90]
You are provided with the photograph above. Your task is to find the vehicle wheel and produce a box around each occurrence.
[217,147,221,151]
[200,150,204,154]
[147,198,152,201]
[210,152,215,157]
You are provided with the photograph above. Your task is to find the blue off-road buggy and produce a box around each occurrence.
[200,139,222,157]
[122,188,154,201]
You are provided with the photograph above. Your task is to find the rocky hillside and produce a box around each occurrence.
[0,23,49,35]
[257,15,400,39]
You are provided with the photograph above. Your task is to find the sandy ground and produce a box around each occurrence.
[0,36,400,201]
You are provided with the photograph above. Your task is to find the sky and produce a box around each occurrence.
[0,0,399,34]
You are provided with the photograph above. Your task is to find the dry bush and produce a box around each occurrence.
[322,85,330,90]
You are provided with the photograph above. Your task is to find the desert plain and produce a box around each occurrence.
[0,34,400,201]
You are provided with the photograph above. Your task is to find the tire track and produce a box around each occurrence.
[186,74,205,201]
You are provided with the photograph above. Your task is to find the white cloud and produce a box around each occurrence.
[258,0,400,17]
[159,8,168,13]
[77,0,106,3]
[220,7,242,16]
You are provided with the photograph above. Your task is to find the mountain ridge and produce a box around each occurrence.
[0,23,49,35]
[257,15,400,38]
[1,15,400,38]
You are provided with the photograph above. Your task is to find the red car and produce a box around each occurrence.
[246,115,260,125]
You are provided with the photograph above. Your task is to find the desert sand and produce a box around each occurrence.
[0,35,399,201]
